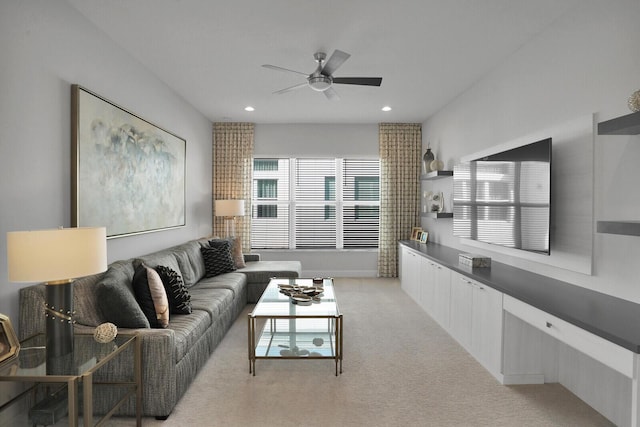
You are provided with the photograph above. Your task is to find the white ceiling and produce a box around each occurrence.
[66,0,577,124]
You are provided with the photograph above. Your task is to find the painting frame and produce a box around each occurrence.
[71,85,186,238]
[420,231,429,244]
[0,314,20,368]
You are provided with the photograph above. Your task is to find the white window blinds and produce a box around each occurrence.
[251,158,379,249]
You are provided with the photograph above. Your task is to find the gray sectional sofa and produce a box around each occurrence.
[18,237,301,419]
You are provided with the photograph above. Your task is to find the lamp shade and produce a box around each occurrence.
[7,227,107,283]
[215,200,245,217]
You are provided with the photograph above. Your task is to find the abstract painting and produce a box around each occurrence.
[72,85,186,238]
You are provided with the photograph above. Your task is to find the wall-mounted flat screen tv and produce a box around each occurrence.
[453,138,552,255]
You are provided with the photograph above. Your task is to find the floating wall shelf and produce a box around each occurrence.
[421,212,453,219]
[595,112,640,236]
[597,111,640,135]
[596,221,640,236]
[420,170,453,180]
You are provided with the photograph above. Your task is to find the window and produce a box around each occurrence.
[251,158,380,249]
[251,159,290,248]
[256,179,277,199]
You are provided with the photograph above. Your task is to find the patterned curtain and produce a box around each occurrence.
[378,123,422,277]
[212,123,254,251]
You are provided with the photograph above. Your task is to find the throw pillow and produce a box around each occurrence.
[209,237,245,269]
[201,243,236,278]
[155,265,192,314]
[97,280,150,329]
[132,263,170,328]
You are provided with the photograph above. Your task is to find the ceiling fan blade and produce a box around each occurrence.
[333,77,382,86]
[273,82,308,94]
[321,50,350,76]
[324,87,340,101]
[262,64,309,77]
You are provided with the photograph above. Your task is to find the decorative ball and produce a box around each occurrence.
[628,89,640,112]
[430,159,444,171]
[94,322,118,343]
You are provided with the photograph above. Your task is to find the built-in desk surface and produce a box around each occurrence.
[400,240,640,353]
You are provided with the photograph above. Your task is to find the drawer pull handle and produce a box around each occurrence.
[546,322,552,328]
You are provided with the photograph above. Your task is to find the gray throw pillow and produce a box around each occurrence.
[97,280,150,328]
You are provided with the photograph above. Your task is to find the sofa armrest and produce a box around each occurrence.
[19,284,46,340]
[75,324,177,417]
[244,253,260,262]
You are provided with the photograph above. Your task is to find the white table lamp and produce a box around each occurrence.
[7,227,107,358]
[215,200,245,237]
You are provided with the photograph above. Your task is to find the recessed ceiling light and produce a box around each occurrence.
[382,106,392,112]
[244,106,255,112]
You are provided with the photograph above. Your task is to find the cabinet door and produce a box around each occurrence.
[449,271,473,351]
[419,258,436,315]
[432,262,451,329]
[400,248,420,304]
[471,282,504,376]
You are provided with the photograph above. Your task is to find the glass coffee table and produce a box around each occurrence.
[248,277,343,376]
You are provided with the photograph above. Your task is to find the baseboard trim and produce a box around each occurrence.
[501,373,546,385]
[303,270,378,278]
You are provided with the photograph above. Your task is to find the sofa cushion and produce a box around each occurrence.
[132,264,170,328]
[188,287,237,321]
[201,244,236,277]
[238,260,302,303]
[237,260,302,284]
[73,272,106,326]
[196,272,246,300]
[168,308,211,362]
[173,241,206,287]
[135,251,182,279]
[156,265,192,314]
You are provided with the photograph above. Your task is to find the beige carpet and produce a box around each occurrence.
[107,278,613,427]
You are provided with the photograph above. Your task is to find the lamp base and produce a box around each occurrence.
[45,281,75,360]
[224,217,236,238]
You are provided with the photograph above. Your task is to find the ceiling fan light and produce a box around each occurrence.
[308,76,332,92]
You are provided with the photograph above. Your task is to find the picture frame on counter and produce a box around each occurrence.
[0,314,20,368]
[411,227,423,241]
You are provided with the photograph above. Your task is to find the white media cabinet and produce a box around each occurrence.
[399,240,640,426]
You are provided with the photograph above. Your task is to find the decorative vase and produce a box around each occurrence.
[422,148,434,174]
[628,89,640,112]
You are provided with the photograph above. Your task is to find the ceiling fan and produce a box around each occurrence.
[262,49,382,101]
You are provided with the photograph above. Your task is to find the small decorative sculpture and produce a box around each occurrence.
[629,89,640,112]
[94,322,118,343]
[430,192,445,213]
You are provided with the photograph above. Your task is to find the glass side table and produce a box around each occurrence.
[0,333,141,427]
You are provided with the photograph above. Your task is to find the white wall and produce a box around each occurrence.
[254,123,380,276]
[0,1,213,324]
[255,124,378,158]
[422,0,640,302]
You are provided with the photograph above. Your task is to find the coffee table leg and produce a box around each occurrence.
[338,315,343,375]
[248,315,254,374]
